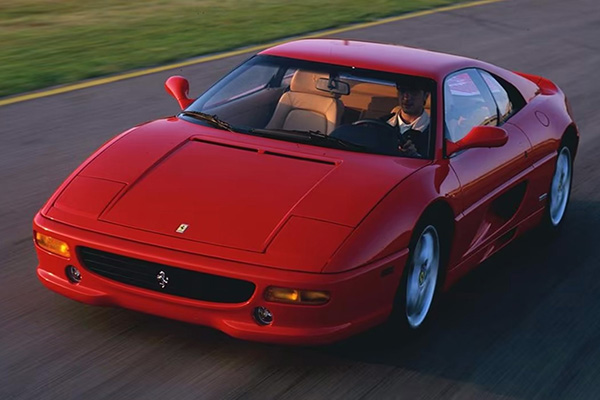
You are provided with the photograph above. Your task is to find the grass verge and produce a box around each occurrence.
[1,0,467,97]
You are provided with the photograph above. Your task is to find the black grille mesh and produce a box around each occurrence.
[78,247,255,303]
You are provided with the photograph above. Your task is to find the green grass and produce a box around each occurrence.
[0,0,466,98]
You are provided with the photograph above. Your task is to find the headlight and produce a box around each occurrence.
[264,286,330,305]
[35,231,71,258]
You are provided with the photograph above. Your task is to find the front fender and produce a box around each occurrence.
[323,161,460,273]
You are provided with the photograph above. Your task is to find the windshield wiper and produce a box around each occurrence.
[249,128,368,151]
[306,130,369,151]
[178,110,236,132]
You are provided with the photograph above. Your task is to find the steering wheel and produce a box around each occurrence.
[332,118,399,156]
[352,118,402,142]
[352,118,395,130]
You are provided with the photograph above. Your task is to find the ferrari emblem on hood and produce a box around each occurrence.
[175,223,189,233]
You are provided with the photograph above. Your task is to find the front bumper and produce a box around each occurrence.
[34,213,407,345]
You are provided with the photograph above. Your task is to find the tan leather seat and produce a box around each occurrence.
[265,71,344,134]
[340,81,431,120]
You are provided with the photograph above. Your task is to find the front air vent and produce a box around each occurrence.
[78,247,255,303]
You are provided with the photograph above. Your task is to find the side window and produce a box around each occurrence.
[479,70,525,123]
[479,70,511,123]
[281,67,297,88]
[444,69,498,142]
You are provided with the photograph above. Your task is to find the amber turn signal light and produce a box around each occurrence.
[35,231,71,258]
[264,286,330,305]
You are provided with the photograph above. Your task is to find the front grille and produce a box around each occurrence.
[78,247,255,303]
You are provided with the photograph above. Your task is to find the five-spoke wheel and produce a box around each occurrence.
[548,146,573,227]
[405,224,441,329]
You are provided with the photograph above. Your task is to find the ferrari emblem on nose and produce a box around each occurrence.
[176,223,189,233]
[156,270,169,289]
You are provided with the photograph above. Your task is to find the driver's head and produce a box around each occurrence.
[396,82,429,118]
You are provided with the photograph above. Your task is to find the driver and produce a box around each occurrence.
[385,82,430,157]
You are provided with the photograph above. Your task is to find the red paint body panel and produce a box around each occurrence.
[34,39,578,344]
[261,39,540,102]
[34,213,405,345]
[45,118,425,273]
[100,139,337,252]
[261,39,468,80]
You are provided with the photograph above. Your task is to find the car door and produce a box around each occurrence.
[445,69,532,265]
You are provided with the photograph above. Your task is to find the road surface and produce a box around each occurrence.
[1,0,600,398]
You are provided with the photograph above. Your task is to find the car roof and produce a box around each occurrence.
[259,39,478,80]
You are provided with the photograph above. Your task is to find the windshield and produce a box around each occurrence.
[186,55,436,158]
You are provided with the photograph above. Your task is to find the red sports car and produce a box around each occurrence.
[34,39,578,345]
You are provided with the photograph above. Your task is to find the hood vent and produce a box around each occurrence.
[263,151,336,165]
[191,138,258,153]
[191,137,336,165]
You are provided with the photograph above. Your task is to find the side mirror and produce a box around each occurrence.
[165,76,194,110]
[446,125,508,156]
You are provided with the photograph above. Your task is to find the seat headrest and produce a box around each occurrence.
[425,92,431,112]
[290,71,332,96]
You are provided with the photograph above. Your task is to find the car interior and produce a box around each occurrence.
[203,69,432,132]
[265,71,345,134]
[192,63,435,157]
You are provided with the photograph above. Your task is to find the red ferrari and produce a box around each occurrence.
[34,39,578,344]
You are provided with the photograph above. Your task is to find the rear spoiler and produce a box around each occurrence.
[515,72,560,95]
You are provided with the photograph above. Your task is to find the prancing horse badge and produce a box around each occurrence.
[176,223,189,233]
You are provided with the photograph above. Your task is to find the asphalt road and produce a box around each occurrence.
[2,0,600,398]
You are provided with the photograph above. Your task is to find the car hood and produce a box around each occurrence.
[48,118,428,270]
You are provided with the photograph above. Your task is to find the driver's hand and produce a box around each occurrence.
[399,139,417,154]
